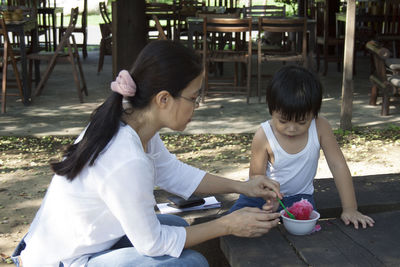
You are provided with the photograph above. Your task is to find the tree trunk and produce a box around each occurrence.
[340,0,355,130]
[112,0,147,78]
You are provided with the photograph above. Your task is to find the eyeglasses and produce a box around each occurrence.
[178,95,202,107]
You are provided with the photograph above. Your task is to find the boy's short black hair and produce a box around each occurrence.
[266,65,323,121]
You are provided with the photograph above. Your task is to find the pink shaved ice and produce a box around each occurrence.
[284,199,313,220]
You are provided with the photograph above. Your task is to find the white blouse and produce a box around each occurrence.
[21,123,206,267]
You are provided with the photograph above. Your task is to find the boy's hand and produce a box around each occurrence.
[262,197,279,212]
[341,209,375,229]
[244,175,282,200]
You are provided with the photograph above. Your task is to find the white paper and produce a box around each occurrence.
[157,196,221,214]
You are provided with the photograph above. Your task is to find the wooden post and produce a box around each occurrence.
[112,0,147,78]
[340,0,355,130]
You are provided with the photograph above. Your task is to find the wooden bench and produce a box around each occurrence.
[366,40,400,115]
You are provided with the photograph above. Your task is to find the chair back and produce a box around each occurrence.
[58,8,79,51]
[258,17,307,60]
[99,1,111,24]
[203,17,252,51]
[203,17,252,33]
[243,5,286,18]
[202,17,253,102]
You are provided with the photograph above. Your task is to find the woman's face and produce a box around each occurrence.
[168,73,203,131]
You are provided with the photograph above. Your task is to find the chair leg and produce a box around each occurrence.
[1,55,8,113]
[9,50,23,99]
[82,32,88,59]
[66,48,84,102]
[97,40,105,74]
[370,85,378,105]
[74,46,88,96]
[234,63,238,87]
[70,60,84,103]
[316,44,320,72]
[202,60,209,103]
[381,86,390,116]
[246,59,251,104]
[323,44,328,76]
[257,57,261,103]
[34,54,58,96]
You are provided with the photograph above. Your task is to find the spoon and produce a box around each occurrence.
[276,197,296,220]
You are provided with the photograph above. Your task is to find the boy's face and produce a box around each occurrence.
[271,112,313,138]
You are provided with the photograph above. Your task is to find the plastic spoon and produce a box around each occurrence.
[276,197,296,220]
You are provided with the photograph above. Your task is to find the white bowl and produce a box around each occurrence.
[280,210,320,235]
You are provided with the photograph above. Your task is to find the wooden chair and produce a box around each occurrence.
[202,17,252,103]
[36,0,58,51]
[99,1,111,24]
[366,40,400,116]
[0,17,23,113]
[257,17,308,103]
[97,2,112,73]
[315,0,343,76]
[27,7,88,102]
[58,0,88,58]
[98,22,112,73]
[242,5,286,18]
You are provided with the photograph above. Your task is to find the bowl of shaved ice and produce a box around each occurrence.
[280,199,320,235]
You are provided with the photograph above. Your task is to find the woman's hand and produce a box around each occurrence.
[341,209,375,229]
[243,175,282,200]
[221,207,280,237]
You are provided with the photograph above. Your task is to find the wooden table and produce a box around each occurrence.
[221,210,400,266]
[5,17,39,105]
[220,173,400,266]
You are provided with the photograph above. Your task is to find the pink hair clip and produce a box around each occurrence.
[110,70,137,98]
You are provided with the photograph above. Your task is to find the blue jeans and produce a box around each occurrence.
[12,214,209,267]
[229,194,316,213]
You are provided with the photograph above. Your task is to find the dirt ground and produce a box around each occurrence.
[1,131,400,265]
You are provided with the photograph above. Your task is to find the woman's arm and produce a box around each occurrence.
[194,173,281,199]
[317,117,374,228]
[184,207,281,248]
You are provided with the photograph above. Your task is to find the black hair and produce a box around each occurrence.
[266,65,322,122]
[51,40,203,180]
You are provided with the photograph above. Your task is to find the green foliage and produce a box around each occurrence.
[273,0,297,14]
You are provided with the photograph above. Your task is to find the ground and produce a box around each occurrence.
[1,128,400,265]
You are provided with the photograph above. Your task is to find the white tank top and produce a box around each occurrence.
[261,119,320,196]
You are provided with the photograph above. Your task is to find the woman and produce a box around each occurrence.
[13,40,281,267]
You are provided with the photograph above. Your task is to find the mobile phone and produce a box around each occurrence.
[167,195,205,209]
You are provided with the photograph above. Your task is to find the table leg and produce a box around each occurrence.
[18,29,31,105]
[188,26,193,48]
[52,11,57,51]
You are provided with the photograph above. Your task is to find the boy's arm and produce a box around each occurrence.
[194,127,281,199]
[317,117,374,228]
[249,127,269,176]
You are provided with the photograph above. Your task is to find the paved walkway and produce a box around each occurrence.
[0,52,399,136]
